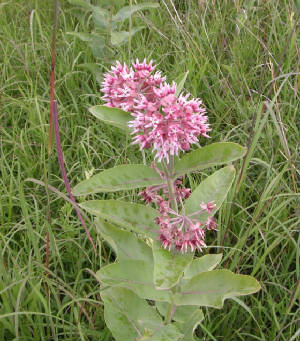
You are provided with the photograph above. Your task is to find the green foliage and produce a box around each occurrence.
[95,220,153,262]
[156,303,203,341]
[111,26,145,45]
[183,166,235,218]
[174,142,246,177]
[174,270,261,308]
[176,309,204,341]
[184,253,223,279]
[73,164,163,195]
[80,200,159,238]
[174,71,189,97]
[152,240,193,289]
[97,260,173,302]
[89,105,132,132]
[113,3,159,22]
[95,221,260,338]
[102,287,183,341]
[67,0,159,56]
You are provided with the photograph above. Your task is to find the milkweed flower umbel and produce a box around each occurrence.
[139,174,217,253]
[101,59,210,162]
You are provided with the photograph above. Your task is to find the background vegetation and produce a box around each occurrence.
[0,0,299,340]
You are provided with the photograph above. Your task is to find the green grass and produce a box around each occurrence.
[0,0,299,340]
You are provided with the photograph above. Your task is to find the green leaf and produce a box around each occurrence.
[89,105,132,131]
[174,269,261,308]
[102,287,182,341]
[95,220,153,262]
[88,37,106,58]
[176,309,204,341]
[73,164,163,195]
[102,287,160,341]
[174,71,189,97]
[183,166,236,220]
[113,2,159,22]
[92,6,109,28]
[184,253,223,279]
[153,241,193,290]
[80,200,159,238]
[67,32,105,57]
[156,303,203,340]
[96,260,172,302]
[174,142,246,177]
[145,324,183,341]
[111,26,145,46]
[111,31,129,46]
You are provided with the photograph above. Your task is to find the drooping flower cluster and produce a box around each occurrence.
[101,59,210,162]
[139,166,217,253]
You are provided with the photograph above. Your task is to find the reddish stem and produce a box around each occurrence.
[49,0,59,154]
[53,101,96,253]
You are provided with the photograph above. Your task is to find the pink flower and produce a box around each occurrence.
[101,59,165,113]
[206,216,217,230]
[200,201,216,214]
[129,85,210,162]
[156,198,218,253]
[138,175,217,253]
[157,209,207,253]
[101,59,210,163]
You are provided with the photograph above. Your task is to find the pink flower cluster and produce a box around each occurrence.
[101,59,210,162]
[139,172,217,253]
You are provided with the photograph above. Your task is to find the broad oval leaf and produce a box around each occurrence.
[184,253,223,279]
[102,287,183,341]
[174,269,261,308]
[89,105,132,131]
[174,142,246,177]
[80,200,158,238]
[95,220,153,262]
[113,2,159,22]
[153,241,193,290]
[183,166,236,220]
[96,260,172,302]
[73,164,163,195]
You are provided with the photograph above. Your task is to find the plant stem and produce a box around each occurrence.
[163,155,178,212]
[163,154,178,324]
[165,297,175,324]
[53,101,97,254]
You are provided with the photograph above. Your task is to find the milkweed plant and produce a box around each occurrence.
[73,60,261,341]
